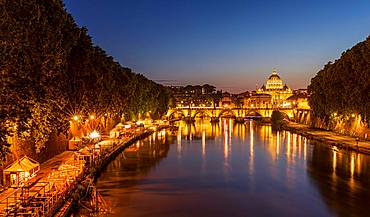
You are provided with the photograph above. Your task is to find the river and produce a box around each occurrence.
[94,119,370,217]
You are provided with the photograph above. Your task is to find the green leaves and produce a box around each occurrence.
[309,36,370,126]
[0,0,170,161]
[271,111,287,130]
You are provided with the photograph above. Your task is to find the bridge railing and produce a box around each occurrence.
[173,106,297,110]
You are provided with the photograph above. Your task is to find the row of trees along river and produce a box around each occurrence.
[0,0,171,165]
[308,36,370,138]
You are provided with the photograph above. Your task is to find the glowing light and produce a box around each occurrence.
[287,132,291,156]
[276,131,280,157]
[351,113,356,118]
[249,121,254,175]
[90,115,95,120]
[89,130,100,139]
[357,155,362,175]
[332,148,337,173]
[202,130,206,157]
[177,126,182,158]
[250,121,254,157]
[224,128,228,159]
[350,154,355,177]
[282,102,291,107]
[73,115,79,121]
[296,135,301,159]
[222,119,229,163]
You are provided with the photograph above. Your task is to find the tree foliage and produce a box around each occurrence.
[271,111,287,130]
[308,36,370,126]
[0,0,170,159]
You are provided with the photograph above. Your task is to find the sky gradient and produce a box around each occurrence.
[64,0,370,93]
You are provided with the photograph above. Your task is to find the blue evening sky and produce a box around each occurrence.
[64,0,370,93]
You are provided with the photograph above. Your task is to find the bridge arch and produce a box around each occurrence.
[218,109,237,119]
[245,111,263,118]
[167,110,185,120]
[279,111,291,121]
[192,110,213,119]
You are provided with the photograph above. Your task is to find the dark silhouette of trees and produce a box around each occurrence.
[271,111,287,130]
[0,0,170,160]
[309,36,370,127]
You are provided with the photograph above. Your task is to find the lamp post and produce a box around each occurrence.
[89,130,101,165]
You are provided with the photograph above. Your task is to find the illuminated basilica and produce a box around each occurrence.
[256,69,293,106]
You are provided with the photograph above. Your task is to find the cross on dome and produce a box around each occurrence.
[272,68,277,75]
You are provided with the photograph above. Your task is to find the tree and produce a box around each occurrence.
[309,36,370,127]
[271,111,287,130]
[0,0,171,163]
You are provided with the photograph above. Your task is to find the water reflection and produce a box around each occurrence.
[202,130,206,158]
[95,131,172,210]
[176,125,182,158]
[306,141,370,217]
[276,131,280,158]
[95,119,370,217]
[249,121,254,176]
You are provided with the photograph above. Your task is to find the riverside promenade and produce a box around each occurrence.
[0,151,75,199]
[285,122,370,154]
[0,125,169,216]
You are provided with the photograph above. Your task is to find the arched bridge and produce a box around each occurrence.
[166,106,302,122]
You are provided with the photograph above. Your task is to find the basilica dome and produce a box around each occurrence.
[256,69,293,106]
[265,69,283,90]
[268,71,281,80]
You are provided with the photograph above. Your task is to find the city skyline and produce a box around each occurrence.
[64,0,370,92]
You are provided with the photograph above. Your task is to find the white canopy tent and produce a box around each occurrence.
[4,156,40,187]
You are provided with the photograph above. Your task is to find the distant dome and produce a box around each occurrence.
[265,69,283,90]
[255,69,293,105]
[268,69,281,80]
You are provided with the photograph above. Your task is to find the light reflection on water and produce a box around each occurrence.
[95,119,370,217]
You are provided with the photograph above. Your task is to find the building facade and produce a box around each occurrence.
[244,94,272,108]
[169,84,221,108]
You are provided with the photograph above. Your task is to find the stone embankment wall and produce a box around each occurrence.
[292,112,369,141]
[283,124,370,155]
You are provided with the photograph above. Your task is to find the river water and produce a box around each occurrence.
[95,119,370,217]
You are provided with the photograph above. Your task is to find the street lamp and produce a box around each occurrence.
[89,130,101,165]
[73,115,79,121]
[89,130,100,140]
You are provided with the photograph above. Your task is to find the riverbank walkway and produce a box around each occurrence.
[0,136,130,216]
[0,151,74,200]
[0,123,168,216]
[286,122,370,154]
[0,150,80,216]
